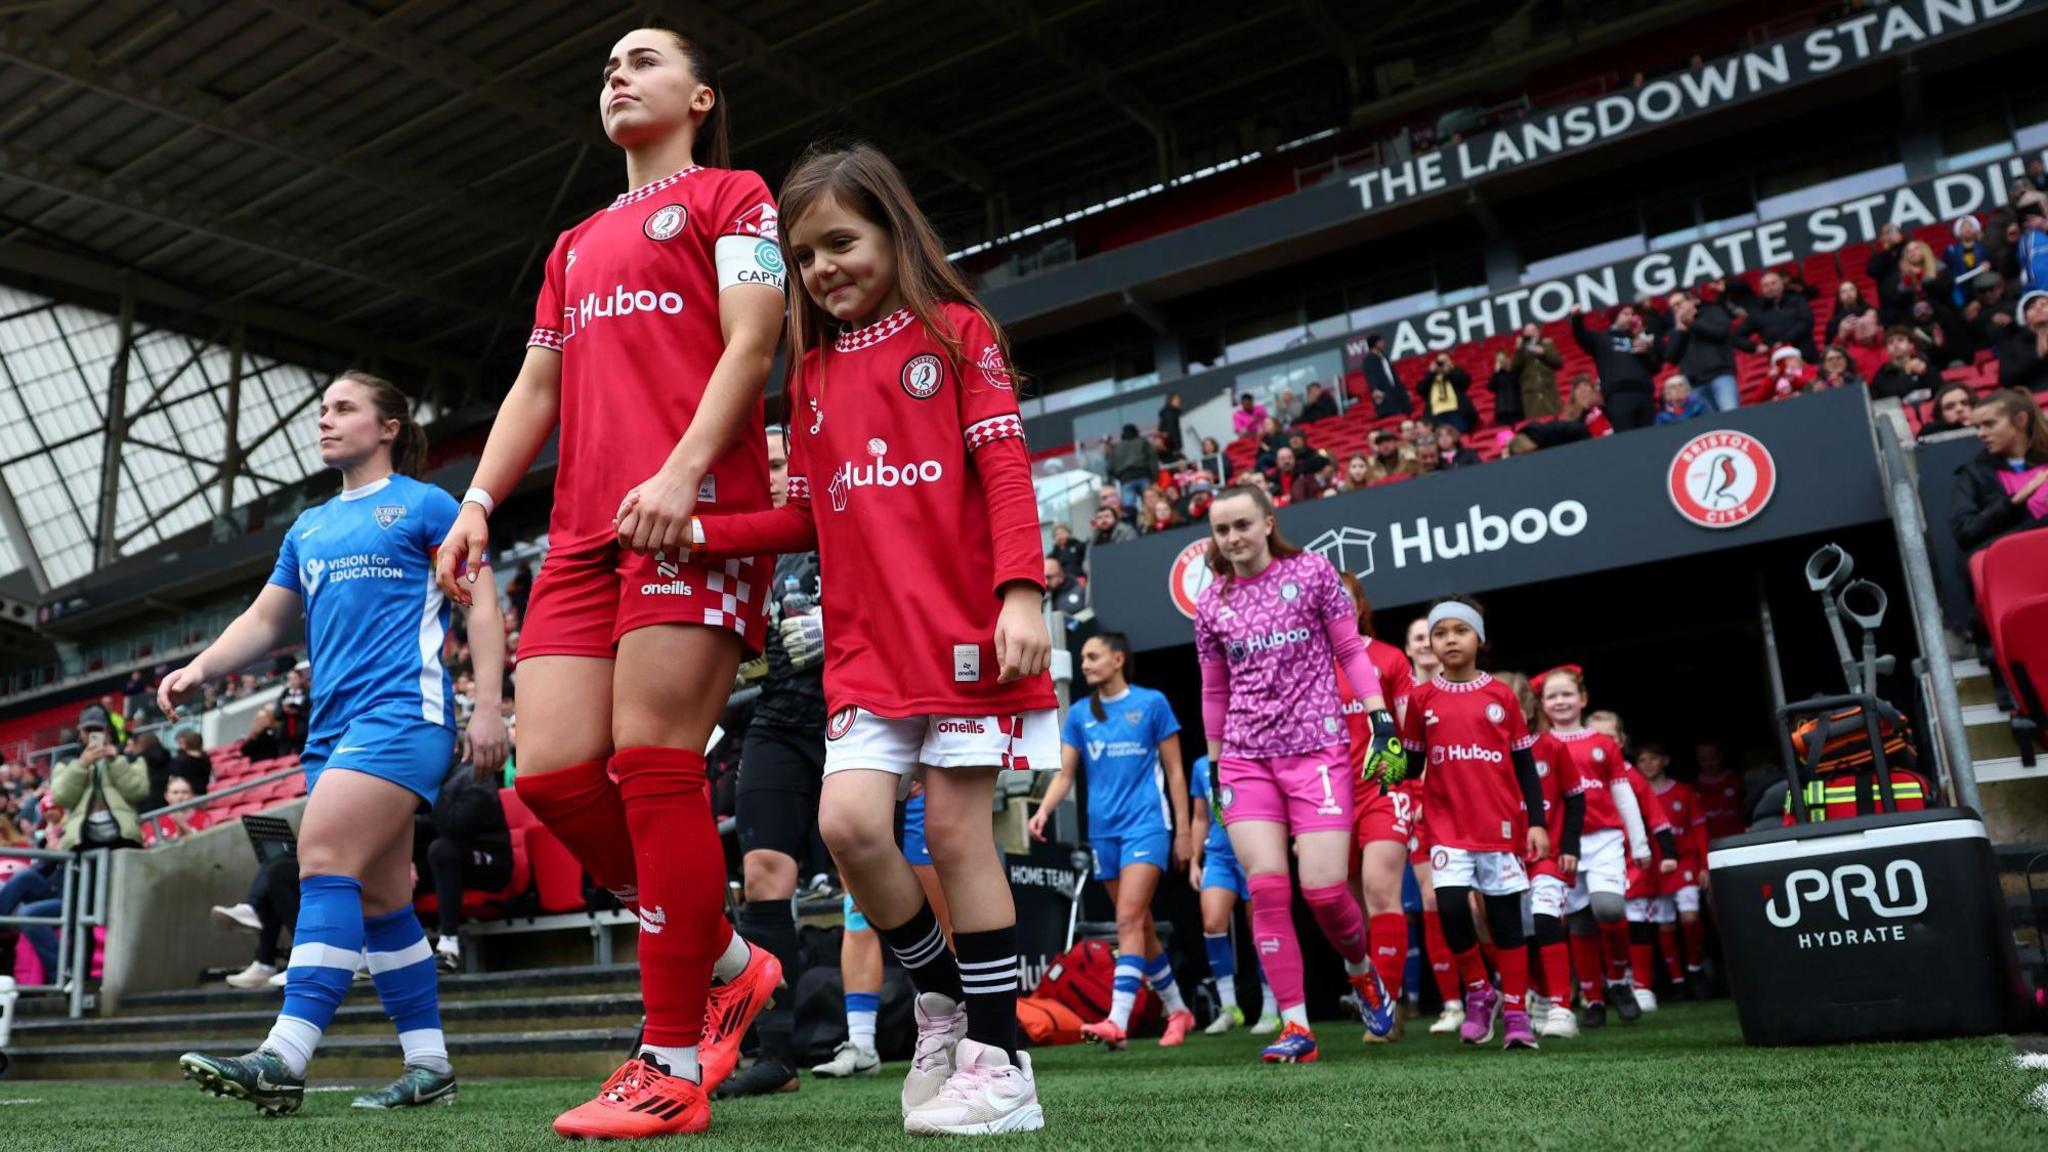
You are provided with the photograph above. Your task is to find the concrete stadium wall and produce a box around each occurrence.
[99,799,302,1013]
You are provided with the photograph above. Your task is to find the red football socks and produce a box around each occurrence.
[616,746,727,1046]
[1368,913,1408,999]
[1542,941,1574,1005]
[514,759,639,911]
[1659,925,1685,983]
[1424,910,1461,1003]
[1454,946,1490,993]
[1494,942,1530,1012]
[1600,920,1632,983]
[1571,933,1606,1004]
[1630,937,1656,991]
[1682,916,1705,971]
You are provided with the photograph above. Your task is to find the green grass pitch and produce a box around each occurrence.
[6,1004,2045,1150]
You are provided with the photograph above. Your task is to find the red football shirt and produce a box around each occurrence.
[1549,728,1629,834]
[700,302,1051,719]
[1337,636,1414,780]
[528,166,780,548]
[1400,672,1534,853]
[1622,764,1674,899]
[1528,731,1584,881]
[1652,778,1708,873]
[1695,769,1746,842]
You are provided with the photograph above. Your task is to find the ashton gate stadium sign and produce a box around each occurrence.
[1090,388,1888,653]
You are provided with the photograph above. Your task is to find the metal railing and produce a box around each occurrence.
[134,761,304,827]
[0,845,112,1018]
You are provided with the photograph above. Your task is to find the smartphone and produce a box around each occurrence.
[87,730,105,749]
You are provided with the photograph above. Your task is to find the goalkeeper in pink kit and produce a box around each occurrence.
[1193,485,1406,1063]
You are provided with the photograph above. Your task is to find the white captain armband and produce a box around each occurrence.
[716,234,787,293]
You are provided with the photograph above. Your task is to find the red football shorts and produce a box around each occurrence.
[520,533,769,658]
[1353,780,1419,848]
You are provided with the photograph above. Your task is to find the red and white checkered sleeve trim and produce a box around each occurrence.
[786,475,810,504]
[528,327,564,351]
[1512,733,1537,751]
[964,414,1025,451]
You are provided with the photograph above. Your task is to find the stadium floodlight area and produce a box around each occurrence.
[0,284,329,591]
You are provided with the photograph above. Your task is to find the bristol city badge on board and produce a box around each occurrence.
[1167,537,1217,619]
[1668,430,1776,529]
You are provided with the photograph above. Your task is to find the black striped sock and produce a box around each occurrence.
[875,901,962,1005]
[953,925,1020,1057]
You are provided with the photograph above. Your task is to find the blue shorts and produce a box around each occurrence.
[1201,844,1252,900]
[903,796,931,867]
[842,893,868,932]
[1091,827,1171,881]
[300,709,457,804]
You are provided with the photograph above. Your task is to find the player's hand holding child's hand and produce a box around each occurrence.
[614,461,701,557]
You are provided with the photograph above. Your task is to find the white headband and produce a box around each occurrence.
[1427,601,1486,643]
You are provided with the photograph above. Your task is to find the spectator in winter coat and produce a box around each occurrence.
[1664,283,1741,412]
[1298,381,1338,424]
[1089,505,1137,546]
[1814,345,1865,393]
[1270,388,1303,428]
[1418,352,1476,433]
[1569,305,1658,430]
[1488,349,1523,425]
[1231,393,1268,440]
[1919,382,1978,440]
[1839,310,1891,382]
[1951,389,2048,558]
[1434,423,1481,468]
[1825,281,1878,348]
[1358,333,1412,417]
[1879,241,1955,336]
[50,706,150,850]
[1049,521,1087,584]
[2002,290,2048,394]
[1507,322,1564,419]
[1733,270,1818,362]
[1654,375,1710,424]
[2020,206,2048,293]
[1963,274,2018,356]
[1156,393,1184,456]
[1944,216,1995,304]
[1870,327,1939,401]
[1108,423,1160,513]
[1765,346,1816,402]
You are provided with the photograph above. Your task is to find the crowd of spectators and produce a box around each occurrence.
[1063,200,2048,570]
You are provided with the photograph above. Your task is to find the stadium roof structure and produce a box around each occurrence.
[0,0,1735,596]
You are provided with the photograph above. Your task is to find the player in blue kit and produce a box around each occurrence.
[1188,755,1280,1034]
[1029,633,1194,1049]
[162,372,507,1116]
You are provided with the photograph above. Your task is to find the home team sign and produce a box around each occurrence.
[1093,388,1884,654]
[1345,0,2046,214]
[1363,148,2043,360]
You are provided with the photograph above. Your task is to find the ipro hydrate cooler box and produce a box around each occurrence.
[1706,809,2029,1046]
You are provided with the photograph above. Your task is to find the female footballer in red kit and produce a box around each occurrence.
[436,28,786,1139]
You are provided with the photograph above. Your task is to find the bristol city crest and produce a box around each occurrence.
[828,707,857,741]
[1167,538,1217,619]
[902,353,945,399]
[1669,430,1776,529]
[644,204,687,241]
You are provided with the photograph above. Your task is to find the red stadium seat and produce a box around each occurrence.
[1999,595,2048,729]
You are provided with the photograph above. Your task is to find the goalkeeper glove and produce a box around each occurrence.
[778,612,824,671]
[1361,709,1407,789]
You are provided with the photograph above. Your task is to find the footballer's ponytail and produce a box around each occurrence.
[656,29,730,169]
[341,369,429,478]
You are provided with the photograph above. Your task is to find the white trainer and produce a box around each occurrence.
[1246,1013,1279,1035]
[1428,1001,1466,1034]
[813,1040,881,1078]
[1527,993,1552,1019]
[903,992,967,1117]
[224,961,277,989]
[1633,987,1659,1013]
[1542,1004,1579,1038]
[903,1039,1043,1136]
[1204,1004,1243,1035]
[265,968,287,988]
[435,935,462,973]
[211,903,261,934]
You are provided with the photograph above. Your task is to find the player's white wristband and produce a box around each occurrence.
[462,487,496,517]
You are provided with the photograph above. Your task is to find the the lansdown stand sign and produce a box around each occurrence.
[1087,387,1888,653]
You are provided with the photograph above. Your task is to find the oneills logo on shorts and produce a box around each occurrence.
[641,552,692,597]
